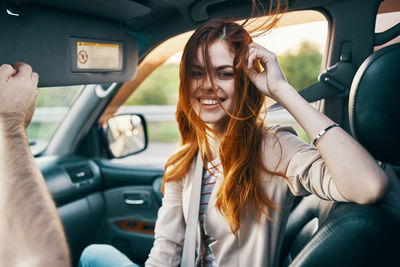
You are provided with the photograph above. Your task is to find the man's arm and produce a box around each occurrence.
[0,63,70,267]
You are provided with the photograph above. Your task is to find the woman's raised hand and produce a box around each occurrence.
[246,42,289,100]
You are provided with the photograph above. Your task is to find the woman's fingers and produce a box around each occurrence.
[246,42,289,99]
[248,44,277,67]
[246,67,257,80]
[247,49,258,69]
[249,42,266,50]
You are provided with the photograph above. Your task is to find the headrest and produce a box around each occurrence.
[349,43,400,165]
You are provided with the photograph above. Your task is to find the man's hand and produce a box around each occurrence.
[0,63,39,128]
[0,63,70,266]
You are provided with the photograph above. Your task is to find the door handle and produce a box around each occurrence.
[124,199,145,205]
[123,192,150,206]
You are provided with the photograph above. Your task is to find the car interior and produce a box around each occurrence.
[1,0,399,266]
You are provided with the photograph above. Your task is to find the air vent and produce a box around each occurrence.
[64,164,94,183]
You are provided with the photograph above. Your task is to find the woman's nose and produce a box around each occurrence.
[203,76,212,89]
[202,75,217,92]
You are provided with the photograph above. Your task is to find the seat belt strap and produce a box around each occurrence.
[269,59,356,111]
[181,151,203,267]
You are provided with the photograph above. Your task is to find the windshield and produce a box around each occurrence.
[28,85,84,155]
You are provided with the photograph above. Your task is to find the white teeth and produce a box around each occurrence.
[201,99,218,105]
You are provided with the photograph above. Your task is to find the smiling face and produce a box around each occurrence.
[190,39,235,135]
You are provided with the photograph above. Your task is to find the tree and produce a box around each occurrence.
[125,63,179,105]
[278,41,322,91]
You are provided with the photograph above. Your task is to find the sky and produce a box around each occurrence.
[253,20,328,55]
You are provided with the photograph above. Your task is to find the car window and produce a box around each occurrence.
[28,85,84,154]
[118,59,180,165]
[118,10,328,165]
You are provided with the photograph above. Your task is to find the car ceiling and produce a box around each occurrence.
[13,0,341,51]
[5,0,397,86]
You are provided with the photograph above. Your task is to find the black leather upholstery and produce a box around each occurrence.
[349,43,400,165]
[281,43,400,267]
[280,196,333,266]
[283,197,399,267]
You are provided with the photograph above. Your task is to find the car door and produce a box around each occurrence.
[92,158,164,266]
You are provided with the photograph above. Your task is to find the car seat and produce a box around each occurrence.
[280,43,400,267]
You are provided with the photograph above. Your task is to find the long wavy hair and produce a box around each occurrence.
[163,16,289,233]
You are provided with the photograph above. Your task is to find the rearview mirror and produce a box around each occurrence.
[103,114,148,158]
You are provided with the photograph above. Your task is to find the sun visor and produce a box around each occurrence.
[0,4,138,86]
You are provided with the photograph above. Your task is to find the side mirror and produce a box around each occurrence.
[103,114,148,158]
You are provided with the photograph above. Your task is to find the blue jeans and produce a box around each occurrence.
[79,244,140,267]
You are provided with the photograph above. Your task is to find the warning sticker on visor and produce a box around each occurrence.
[77,41,121,70]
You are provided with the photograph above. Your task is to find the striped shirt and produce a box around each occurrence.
[199,158,221,267]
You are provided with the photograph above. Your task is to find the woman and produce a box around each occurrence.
[80,19,388,267]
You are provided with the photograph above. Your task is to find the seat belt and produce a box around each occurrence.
[181,151,203,267]
[270,52,356,111]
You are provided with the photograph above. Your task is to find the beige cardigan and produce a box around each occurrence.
[145,125,348,267]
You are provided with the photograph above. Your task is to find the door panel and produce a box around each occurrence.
[93,161,164,265]
[93,186,160,265]
[40,155,164,266]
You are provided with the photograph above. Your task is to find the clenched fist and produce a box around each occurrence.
[0,63,39,128]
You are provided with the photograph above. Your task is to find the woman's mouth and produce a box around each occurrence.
[199,98,226,105]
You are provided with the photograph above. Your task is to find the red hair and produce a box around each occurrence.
[163,11,288,233]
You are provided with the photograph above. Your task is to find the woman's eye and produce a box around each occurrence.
[191,71,203,78]
[218,72,233,79]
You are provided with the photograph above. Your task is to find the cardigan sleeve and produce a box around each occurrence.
[265,125,349,202]
[145,178,185,267]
